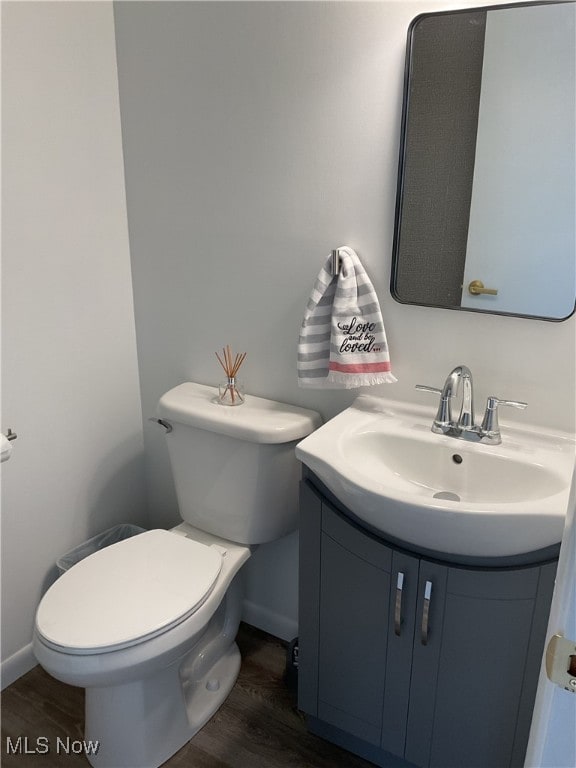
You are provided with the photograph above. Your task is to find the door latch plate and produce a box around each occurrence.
[545,634,576,692]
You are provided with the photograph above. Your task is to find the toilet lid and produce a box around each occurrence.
[35,530,222,655]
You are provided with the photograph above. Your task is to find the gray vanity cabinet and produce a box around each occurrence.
[298,477,556,768]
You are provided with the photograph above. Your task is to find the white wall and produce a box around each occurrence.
[114,0,575,639]
[1,1,146,686]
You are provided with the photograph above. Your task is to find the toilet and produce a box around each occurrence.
[33,382,320,768]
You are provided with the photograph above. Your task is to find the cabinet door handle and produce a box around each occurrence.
[394,571,404,636]
[421,580,432,646]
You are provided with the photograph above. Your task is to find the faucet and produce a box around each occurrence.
[416,365,527,445]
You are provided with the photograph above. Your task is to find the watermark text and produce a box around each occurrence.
[5,736,100,757]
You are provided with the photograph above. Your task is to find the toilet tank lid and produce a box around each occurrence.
[158,383,322,444]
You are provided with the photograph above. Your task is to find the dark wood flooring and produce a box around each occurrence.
[1,623,372,768]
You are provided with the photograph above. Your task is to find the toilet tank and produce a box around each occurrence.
[157,383,321,545]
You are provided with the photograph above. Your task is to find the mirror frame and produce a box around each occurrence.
[390,1,576,322]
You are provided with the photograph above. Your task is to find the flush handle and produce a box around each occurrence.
[468,279,498,296]
[421,580,433,646]
[149,417,173,434]
[394,572,405,637]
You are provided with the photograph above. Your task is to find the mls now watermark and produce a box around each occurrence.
[6,736,100,756]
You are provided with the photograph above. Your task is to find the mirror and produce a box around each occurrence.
[391,1,575,321]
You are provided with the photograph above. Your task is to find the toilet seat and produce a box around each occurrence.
[35,530,222,655]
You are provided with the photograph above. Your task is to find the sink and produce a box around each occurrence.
[295,395,575,557]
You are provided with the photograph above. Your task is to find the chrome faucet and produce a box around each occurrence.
[416,365,527,445]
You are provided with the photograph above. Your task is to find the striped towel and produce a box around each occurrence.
[298,247,396,388]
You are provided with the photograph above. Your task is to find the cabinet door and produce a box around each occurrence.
[381,550,420,758]
[317,503,392,746]
[298,481,323,716]
[404,561,448,767]
[427,566,541,768]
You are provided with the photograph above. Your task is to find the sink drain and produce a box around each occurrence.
[433,491,461,501]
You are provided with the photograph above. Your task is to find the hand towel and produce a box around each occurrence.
[298,247,396,388]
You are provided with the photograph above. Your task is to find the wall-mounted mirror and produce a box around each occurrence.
[391,1,575,321]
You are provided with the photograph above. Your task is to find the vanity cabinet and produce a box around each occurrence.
[298,475,557,768]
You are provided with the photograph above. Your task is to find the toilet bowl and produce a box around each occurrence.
[33,383,320,768]
[34,525,250,768]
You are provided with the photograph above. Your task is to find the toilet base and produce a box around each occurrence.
[85,642,241,768]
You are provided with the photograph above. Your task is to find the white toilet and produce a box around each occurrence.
[33,382,320,768]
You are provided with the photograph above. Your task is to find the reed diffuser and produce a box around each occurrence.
[215,345,246,406]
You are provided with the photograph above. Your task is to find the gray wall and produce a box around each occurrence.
[1,1,146,685]
[114,0,575,639]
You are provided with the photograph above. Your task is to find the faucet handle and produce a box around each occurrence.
[415,385,443,395]
[415,385,452,429]
[481,396,528,441]
[493,397,527,410]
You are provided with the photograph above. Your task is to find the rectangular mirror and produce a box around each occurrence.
[391,1,575,321]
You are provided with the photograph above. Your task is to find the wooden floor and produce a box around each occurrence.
[1,624,372,768]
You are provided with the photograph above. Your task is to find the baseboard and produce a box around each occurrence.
[242,599,297,642]
[1,642,37,690]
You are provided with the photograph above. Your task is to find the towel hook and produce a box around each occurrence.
[331,249,341,276]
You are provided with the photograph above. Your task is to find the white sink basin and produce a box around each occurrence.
[295,396,575,558]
